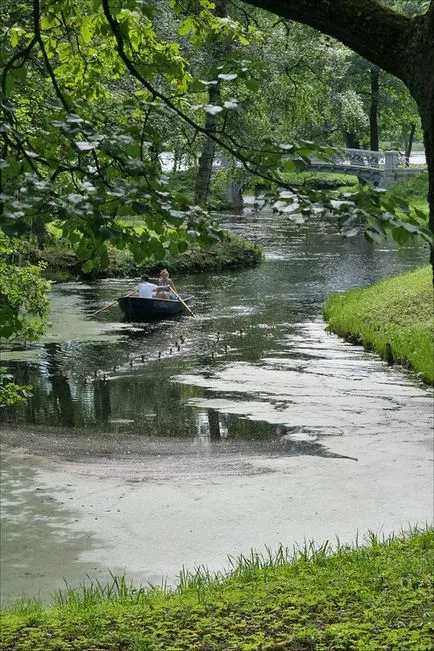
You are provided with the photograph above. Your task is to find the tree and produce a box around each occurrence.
[194,0,227,205]
[238,0,434,270]
[1,0,432,273]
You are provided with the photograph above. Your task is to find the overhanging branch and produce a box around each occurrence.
[100,0,294,191]
[239,0,419,87]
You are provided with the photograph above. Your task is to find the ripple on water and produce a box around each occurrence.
[174,319,432,436]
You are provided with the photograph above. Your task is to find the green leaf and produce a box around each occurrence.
[282,160,297,173]
[413,207,428,221]
[178,17,195,36]
[189,79,207,92]
[391,227,410,245]
[244,78,259,91]
[81,259,94,273]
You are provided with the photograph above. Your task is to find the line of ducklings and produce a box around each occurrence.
[82,330,246,384]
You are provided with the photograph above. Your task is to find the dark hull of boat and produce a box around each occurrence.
[118,295,194,322]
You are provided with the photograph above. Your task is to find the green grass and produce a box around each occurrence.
[282,171,360,191]
[386,172,429,215]
[323,266,434,384]
[1,529,433,650]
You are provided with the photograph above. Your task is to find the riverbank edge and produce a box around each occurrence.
[323,265,434,385]
[1,528,432,650]
[34,233,264,282]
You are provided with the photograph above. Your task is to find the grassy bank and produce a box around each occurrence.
[1,529,432,650]
[323,265,433,384]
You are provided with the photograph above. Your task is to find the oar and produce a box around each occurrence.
[90,289,137,317]
[170,287,196,317]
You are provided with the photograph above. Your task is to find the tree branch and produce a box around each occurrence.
[32,0,70,111]
[100,0,295,190]
[240,0,422,88]
[1,36,38,96]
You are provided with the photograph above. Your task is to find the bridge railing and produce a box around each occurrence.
[338,148,385,168]
[312,148,408,171]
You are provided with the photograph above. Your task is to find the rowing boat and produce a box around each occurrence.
[118,294,194,322]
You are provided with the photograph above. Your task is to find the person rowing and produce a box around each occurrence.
[156,269,176,293]
[136,275,173,300]
[150,269,177,299]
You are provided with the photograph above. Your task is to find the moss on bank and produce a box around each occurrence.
[323,265,434,384]
[34,234,263,282]
[1,529,432,650]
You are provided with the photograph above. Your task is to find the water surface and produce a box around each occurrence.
[1,210,432,603]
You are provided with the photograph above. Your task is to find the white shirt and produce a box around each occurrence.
[137,281,158,298]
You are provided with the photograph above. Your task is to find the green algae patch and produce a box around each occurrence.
[323,265,434,384]
[1,529,433,650]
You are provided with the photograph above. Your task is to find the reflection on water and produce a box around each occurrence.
[1,212,430,461]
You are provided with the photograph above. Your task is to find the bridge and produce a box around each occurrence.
[216,148,426,208]
[299,148,426,188]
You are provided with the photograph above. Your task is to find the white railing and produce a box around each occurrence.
[314,149,409,171]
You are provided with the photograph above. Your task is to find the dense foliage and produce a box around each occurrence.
[1,0,431,273]
[0,231,49,406]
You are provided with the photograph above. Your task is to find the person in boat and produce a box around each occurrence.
[149,269,177,299]
[136,275,172,300]
[157,269,176,292]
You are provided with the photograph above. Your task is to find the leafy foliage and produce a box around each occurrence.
[1,0,430,276]
[0,369,33,408]
[0,232,49,342]
[0,231,50,406]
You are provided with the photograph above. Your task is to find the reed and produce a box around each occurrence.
[1,528,432,650]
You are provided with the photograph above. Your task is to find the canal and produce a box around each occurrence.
[1,209,432,603]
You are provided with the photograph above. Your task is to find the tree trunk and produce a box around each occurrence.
[345,132,360,149]
[370,66,380,151]
[404,123,416,166]
[31,217,50,247]
[242,0,434,277]
[420,103,434,277]
[194,82,220,205]
[194,0,227,206]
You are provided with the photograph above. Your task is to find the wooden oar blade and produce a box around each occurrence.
[171,288,195,317]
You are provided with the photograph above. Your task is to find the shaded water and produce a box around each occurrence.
[1,210,433,602]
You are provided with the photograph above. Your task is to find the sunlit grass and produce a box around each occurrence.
[1,528,432,650]
[323,265,434,384]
